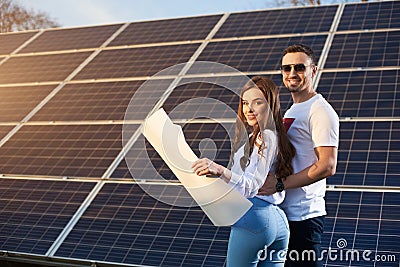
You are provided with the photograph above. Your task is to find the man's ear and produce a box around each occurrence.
[312,65,318,77]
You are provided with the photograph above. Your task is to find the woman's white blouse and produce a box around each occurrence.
[229,129,285,204]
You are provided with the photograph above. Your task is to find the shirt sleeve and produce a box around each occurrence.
[228,130,277,198]
[310,102,339,148]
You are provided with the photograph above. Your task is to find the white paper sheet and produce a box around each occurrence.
[142,108,252,226]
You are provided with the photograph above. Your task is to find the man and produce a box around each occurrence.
[259,44,339,267]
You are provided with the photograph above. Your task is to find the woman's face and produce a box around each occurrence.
[241,88,268,128]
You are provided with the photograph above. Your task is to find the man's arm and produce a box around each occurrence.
[258,146,337,195]
[284,146,337,189]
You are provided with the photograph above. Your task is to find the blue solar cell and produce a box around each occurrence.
[354,234,378,251]
[349,152,368,163]
[356,219,380,235]
[337,204,360,218]
[378,234,400,250]
[379,220,398,237]
[382,204,400,220]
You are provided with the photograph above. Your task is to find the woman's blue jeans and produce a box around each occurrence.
[227,197,289,267]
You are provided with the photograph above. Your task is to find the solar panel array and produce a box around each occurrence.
[0,1,399,266]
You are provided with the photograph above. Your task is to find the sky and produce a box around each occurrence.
[17,0,289,29]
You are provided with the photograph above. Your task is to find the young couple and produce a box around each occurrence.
[192,44,339,267]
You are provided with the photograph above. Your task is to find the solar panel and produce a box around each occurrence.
[117,119,398,190]
[115,74,286,183]
[0,52,92,84]
[0,85,56,122]
[19,24,123,53]
[318,70,400,117]
[338,1,400,31]
[161,75,292,118]
[324,191,400,267]
[0,124,129,178]
[50,187,400,267]
[156,75,290,131]
[194,35,327,73]
[214,5,337,38]
[0,31,38,55]
[54,183,230,267]
[73,44,200,80]
[109,15,222,46]
[112,122,233,181]
[331,121,399,187]
[325,31,400,69]
[29,80,173,121]
[173,77,289,109]
[0,178,96,254]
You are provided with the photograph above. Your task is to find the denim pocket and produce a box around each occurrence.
[233,206,270,234]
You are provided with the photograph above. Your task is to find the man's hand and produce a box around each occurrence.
[258,173,277,196]
[259,146,338,194]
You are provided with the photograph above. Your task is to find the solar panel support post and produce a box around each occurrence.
[45,180,106,257]
[43,23,134,257]
[313,3,345,90]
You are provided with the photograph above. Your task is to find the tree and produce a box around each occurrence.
[278,0,370,6]
[0,0,59,33]
[266,0,371,8]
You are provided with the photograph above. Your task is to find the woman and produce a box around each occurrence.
[192,76,296,266]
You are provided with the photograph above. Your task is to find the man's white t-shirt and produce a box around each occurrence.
[280,94,339,221]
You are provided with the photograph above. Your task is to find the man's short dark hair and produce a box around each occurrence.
[282,44,316,65]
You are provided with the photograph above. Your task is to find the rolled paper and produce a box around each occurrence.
[142,108,252,226]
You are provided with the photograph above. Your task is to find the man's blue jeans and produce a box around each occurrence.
[227,197,290,267]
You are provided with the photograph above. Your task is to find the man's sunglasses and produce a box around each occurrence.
[280,64,312,73]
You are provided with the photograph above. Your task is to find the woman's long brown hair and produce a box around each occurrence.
[230,76,296,179]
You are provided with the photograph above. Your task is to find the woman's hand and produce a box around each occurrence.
[191,158,220,176]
